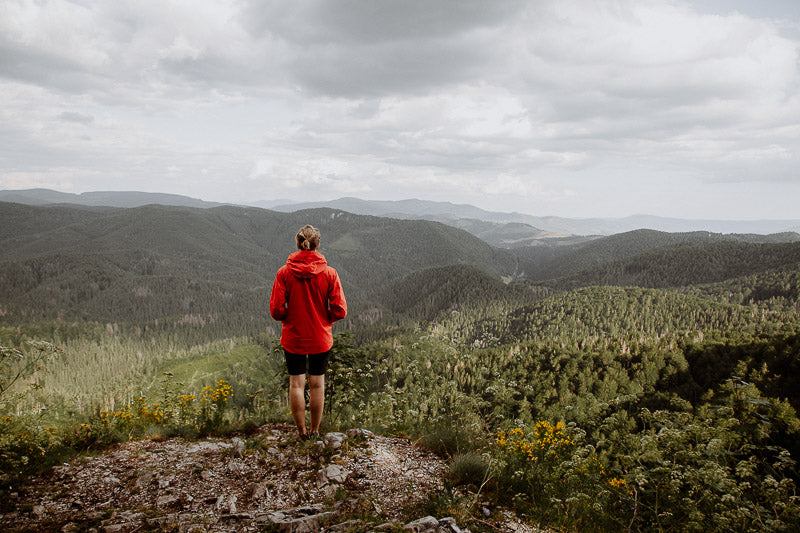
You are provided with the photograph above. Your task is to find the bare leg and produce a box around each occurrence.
[289,374,307,436]
[308,374,325,433]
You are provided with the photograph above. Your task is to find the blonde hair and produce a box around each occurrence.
[296,225,320,251]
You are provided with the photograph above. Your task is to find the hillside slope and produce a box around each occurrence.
[515,228,800,282]
[0,202,516,325]
[450,285,797,345]
[545,241,800,290]
[382,264,545,322]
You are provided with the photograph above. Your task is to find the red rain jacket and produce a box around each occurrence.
[269,250,347,354]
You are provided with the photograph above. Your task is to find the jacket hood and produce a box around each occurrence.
[286,250,327,279]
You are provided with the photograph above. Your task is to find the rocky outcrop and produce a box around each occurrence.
[1,423,457,533]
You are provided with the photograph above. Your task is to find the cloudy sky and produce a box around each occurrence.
[1,0,799,219]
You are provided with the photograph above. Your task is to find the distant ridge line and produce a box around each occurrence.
[2,189,799,237]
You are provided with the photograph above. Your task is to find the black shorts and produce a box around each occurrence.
[284,349,331,376]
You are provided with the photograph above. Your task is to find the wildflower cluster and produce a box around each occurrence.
[495,421,575,463]
[177,394,196,406]
[90,380,235,438]
[176,394,196,423]
[607,476,633,495]
[133,397,164,425]
[98,407,133,425]
[200,380,233,405]
[196,380,234,433]
[490,420,630,529]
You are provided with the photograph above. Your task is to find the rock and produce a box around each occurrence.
[219,512,253,522]
[101,524,138,533]
[186,441,230,454]
[230,437,245,458]
[115,511,145,522]
[156,493,181,509]
[323,432,347,449]
[404,516,440,532]
[61,523,80,533]
[216,494,237,514]
[438,517,464,533]
[326,519,364,531]
[346,428,374,440]
[256,504,334,533]
[317,464,350,486]
[135,469,154,489]
[246,481,270,501]
[226,459,245,473]
[179,525,207,533]
[158,474,175,488]
[31,505,45,517]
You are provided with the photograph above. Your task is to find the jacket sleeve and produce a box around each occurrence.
[269,270,288,321]
[327,270,347,322]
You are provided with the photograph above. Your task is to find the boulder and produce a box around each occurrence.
[346,428,375,440]
[438,517,464,533]
[317,464,350,486]
[404,515,440,532]
[230,437,245,458]
[323,432,347,449]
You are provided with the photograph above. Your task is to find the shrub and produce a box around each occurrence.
[491,421,626,531]
[448,452,491,488]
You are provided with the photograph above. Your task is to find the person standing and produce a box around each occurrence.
[269,225,347,439]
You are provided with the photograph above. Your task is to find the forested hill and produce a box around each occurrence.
[381,264,546,323]
[546,240,800,291]
[515,228,800,281]
[4,201,800,328]
[0,202,515,325]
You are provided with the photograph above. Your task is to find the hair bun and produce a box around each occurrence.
[295,225,321,251]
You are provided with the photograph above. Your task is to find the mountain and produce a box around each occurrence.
[269,197,800,236]
[0,202,516,325]
[270,197,506,220]
[514,228,800,281]
[545,241,800,291]
[0,188,223,208]
[382,264,541,322]
[8,189,799,238]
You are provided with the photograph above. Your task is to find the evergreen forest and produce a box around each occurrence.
[1,201,799,532]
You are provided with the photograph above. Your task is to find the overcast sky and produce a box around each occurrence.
[1,0,799,219]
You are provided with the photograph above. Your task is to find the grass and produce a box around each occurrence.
[157,343,270,389]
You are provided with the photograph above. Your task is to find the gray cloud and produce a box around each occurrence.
[1,0,799,219]
[58,111,94,124]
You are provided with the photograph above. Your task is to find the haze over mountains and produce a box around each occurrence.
[2,189,799,242]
